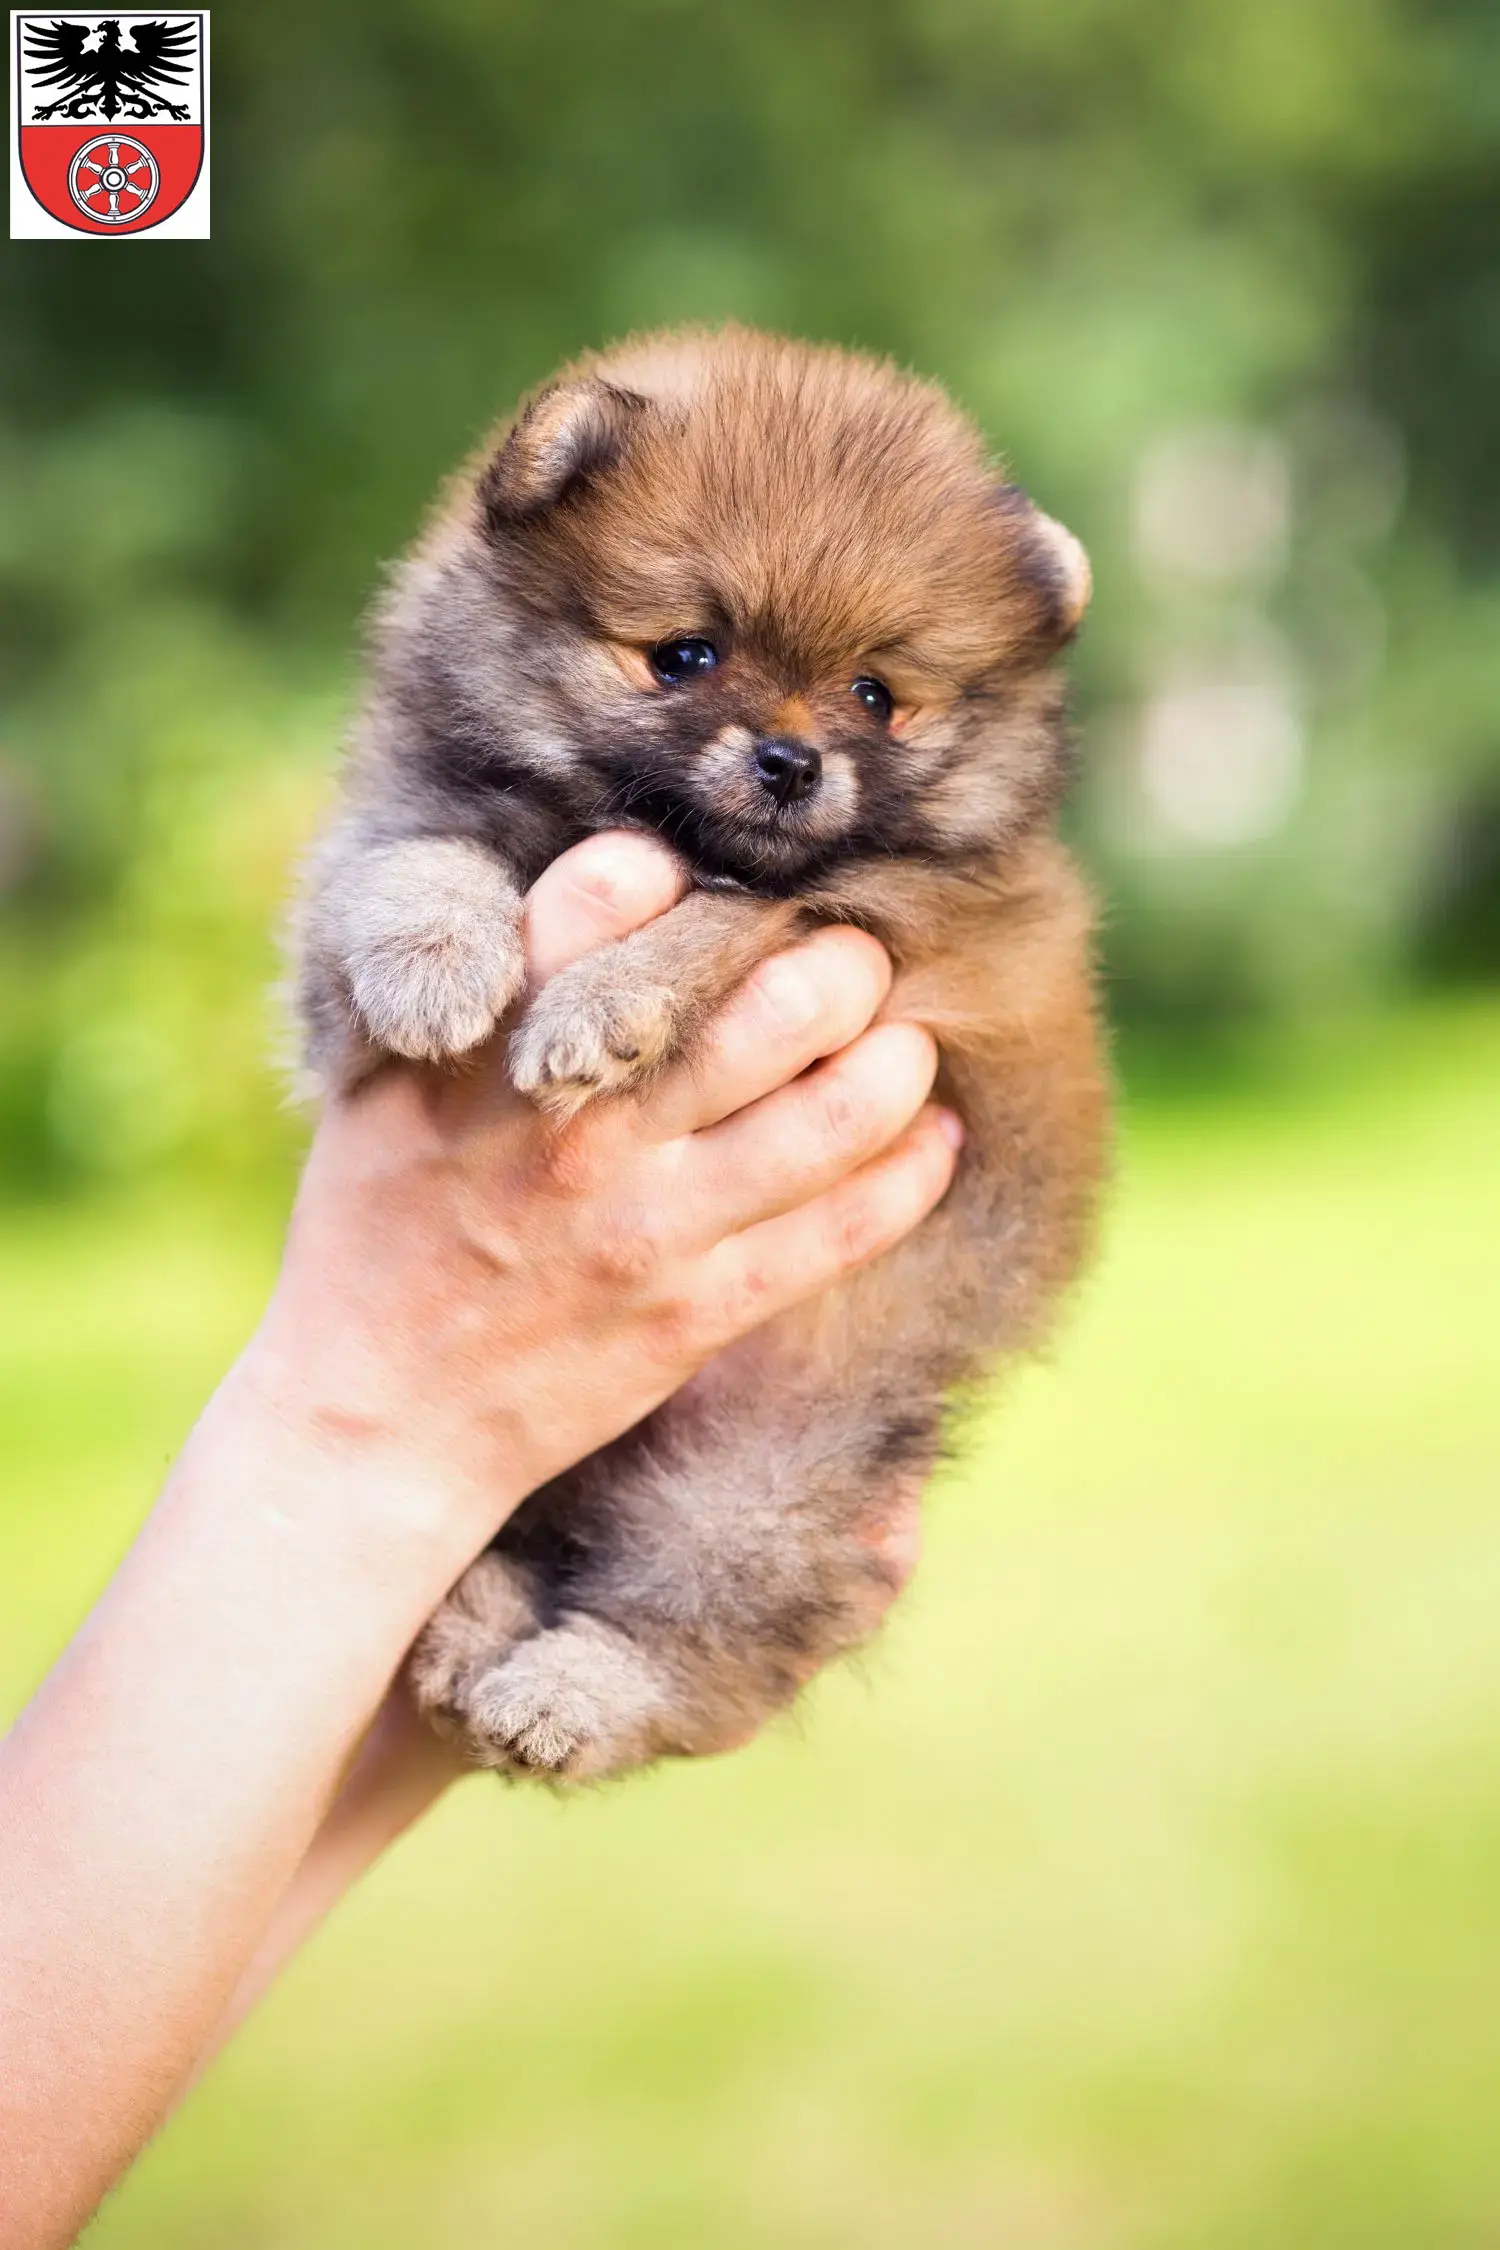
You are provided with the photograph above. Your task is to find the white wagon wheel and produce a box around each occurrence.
[69,135,159,225]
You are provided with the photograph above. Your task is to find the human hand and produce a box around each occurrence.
[236,830,959,1595]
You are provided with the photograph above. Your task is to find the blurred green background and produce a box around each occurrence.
[2,1,1498,2242]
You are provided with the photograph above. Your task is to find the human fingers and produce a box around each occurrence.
[638,925,893,1141]
[688,1105,962,1345]
[680,1020,941,1241]
[523,832,689,987]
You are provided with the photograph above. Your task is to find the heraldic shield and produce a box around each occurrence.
[16,13,205,236]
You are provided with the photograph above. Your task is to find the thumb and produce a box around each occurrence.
[523,832,689,987]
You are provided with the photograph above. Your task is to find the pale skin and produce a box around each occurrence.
[0,832,956,2250]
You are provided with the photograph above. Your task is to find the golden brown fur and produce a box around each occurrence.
[297,326,1109,1779]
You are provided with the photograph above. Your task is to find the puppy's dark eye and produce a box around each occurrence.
[851,675,894,722]
[650,637,718,684]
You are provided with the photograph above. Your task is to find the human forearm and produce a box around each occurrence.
[0,1377,509,2250]
[200,1681,467,2070]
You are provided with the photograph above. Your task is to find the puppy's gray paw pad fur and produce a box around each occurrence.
[341,838,525,1064]
[462,1649,612,1777]
[450,1620,668,1781]
[510,979,676,1114]
[408,1549,543,1721]
[352,933,523,1062]
[466,1679,599,1773]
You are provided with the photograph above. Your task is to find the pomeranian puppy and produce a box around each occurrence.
[297,326,1109,1780]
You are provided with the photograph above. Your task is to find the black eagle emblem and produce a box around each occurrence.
[25,16,195,122]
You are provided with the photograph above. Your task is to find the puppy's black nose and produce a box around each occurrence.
[753,738,822,807]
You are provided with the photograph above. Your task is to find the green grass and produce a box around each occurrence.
[3,1003,1498,2249]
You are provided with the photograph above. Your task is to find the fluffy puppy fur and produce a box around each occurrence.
[297,326,1109,1781]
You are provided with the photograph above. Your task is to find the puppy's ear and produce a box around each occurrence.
[480,378,647,528]
[996,484,1093,649]
[1030,511,1092,636]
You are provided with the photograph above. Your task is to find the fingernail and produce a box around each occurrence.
[573,835,684,916]
[934,1108,966,1151]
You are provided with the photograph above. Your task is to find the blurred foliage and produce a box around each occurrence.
[2,0,1498,1191]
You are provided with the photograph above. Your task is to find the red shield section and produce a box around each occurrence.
[19,121,202,237]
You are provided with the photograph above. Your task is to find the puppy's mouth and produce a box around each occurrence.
[611,779,839,893]
[597,736,859,893]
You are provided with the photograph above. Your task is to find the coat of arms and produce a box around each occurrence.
[12,13,209,238]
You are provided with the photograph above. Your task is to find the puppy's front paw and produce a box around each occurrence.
[344,839,524,1063]
[510,968,678,1117]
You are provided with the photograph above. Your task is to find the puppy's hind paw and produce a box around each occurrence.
[509,970,677,1118]
[408,1549,545,1730]
[454,1615,669,1783]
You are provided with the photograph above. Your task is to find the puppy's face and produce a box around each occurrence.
[460,332,1089,892]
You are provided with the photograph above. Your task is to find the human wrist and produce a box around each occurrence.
[177,1330,532,1611]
